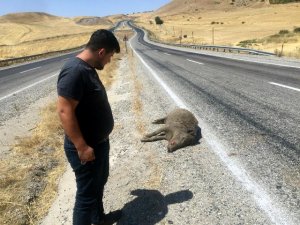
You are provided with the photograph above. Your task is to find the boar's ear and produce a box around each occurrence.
[187,129,195,135]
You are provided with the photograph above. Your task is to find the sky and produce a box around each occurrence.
[0,0,171,17]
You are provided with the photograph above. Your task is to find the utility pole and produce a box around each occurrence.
[180,29,182,45]
[192,31,194,44]
[280,42,284,57]
[123,34,128,53]
[212,27,215,45]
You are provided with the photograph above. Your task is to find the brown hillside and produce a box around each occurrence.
[156,0,268,15]
[0,12,111,59]
[0,12,59,23]
[74,16,113,26]
[134,1,300,58]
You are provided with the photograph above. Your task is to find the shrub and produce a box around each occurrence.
[294,27,300,33]
[279,30,289,35]
[237,39,257,47]
[155,16,164,25]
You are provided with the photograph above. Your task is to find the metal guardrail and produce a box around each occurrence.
[167,43,276,56]
[0,45,85,67]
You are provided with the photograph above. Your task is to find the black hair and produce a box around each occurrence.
[86,29,120,53]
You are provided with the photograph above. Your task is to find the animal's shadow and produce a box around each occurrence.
[117,189,193,225]
[195,126,202,144]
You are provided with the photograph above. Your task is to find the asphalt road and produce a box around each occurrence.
[129,24,300,225]
[0,52,78,101]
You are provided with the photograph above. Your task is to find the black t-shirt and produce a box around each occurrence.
[57,57,114,147]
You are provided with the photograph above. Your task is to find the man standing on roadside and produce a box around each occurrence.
[57,29,121,225]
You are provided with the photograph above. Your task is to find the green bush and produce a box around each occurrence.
[294,27,300,33]
[155,16,164,25]
[279,30,289,35]
[237,39,257,47]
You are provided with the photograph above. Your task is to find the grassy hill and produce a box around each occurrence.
[134,0,300,58]
[0,12,114,60]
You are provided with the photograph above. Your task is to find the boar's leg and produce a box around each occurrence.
[152,117,167,124]
[141,127,167,142]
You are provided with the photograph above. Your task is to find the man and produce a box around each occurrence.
[57,29,121,225]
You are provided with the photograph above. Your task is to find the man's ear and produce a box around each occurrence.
[98,48,106,56]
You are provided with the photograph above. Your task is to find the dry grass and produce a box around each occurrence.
[0,29,131,225]
[0,12,111,60]
[134,3,300,58]
[0,102,65,225]
[128,40,146,135]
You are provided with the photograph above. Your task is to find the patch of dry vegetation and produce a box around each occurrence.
[0,102,65,225]
[237,27,300,57]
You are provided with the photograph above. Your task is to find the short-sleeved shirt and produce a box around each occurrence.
[57,57,114,147]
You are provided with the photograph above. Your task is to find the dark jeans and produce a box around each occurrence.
[64,137,110,225]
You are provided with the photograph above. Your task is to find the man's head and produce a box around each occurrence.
[85,29,120,70]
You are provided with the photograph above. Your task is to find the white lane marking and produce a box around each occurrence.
[129,39,186,109]
[269,82,300,92]
[0,73,58,102]
[187,59,204,65]
[61,58,70,61]
[129,36,294,225]
[163,52,171,56]
[20,66,41,73]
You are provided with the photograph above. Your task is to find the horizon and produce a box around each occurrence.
[0,0,171,18]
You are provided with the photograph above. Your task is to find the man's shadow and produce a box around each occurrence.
[117,189,193,225]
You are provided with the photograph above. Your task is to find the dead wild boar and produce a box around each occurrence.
[141,108,201,152]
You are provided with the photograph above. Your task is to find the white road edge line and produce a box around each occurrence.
[20,66,41,73]
[187,59,204,65]
[0,73,58,102]
[129,33,293,225]
[163,52,171,56]
[269,82,300,92]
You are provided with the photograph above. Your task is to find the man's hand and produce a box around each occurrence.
[57,96,95,164]
[77,145,95,164]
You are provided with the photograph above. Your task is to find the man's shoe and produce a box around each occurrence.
[96,210,122,225]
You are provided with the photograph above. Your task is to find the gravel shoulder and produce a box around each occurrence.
[40,44,276,225]
[0,89,57,159]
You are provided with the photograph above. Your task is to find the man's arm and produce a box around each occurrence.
[57,96,95,162]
